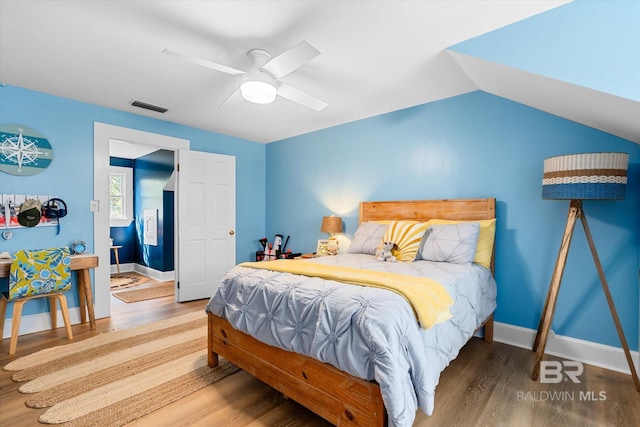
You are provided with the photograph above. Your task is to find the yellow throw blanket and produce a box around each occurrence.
[238,260,454,329]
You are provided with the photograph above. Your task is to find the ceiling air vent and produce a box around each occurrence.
[131,100,168,114]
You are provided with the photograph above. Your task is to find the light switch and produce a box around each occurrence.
[143,209,158,246]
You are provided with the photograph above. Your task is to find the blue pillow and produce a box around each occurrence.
[347,222,388,255]
[417,222,480,265]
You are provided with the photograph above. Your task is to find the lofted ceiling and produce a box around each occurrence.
[6,0,632,146]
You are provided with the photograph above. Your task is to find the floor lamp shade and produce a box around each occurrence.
[542,152,628,200]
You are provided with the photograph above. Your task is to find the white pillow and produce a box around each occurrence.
[417,222,480,265]
[347,222,388,255]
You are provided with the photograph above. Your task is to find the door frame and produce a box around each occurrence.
[93,123,189,319]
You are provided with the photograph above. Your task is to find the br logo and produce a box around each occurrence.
[539,361,584,383]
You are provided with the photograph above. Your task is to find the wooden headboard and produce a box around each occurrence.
[359,198,496,273]
[360,198,496,223]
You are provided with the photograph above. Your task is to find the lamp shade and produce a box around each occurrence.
[321,216,343,234]
[542,152,628,200]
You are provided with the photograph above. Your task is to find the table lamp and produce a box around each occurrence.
[321,215,343,238]
[532,152,639,391]
[321,215,343,256]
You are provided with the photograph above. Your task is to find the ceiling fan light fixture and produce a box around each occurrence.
[240,79,277,104]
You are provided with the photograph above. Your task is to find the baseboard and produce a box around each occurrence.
[2,307,85,340]
[133,264,174,282]
[110,262,135,275]
[494,321,640,377]
[109,263,174,282]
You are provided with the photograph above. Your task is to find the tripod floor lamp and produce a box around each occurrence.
[531,152,640,392]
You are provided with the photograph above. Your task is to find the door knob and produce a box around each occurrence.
[229,230,235,235]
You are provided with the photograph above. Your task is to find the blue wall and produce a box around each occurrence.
[110,222,135,265]
[0,84,266,317]
[266,90,639,350]
[109,152,175,271]
[133,149,174,272]
[162,190,175,271]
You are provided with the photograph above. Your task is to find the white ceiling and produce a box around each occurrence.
[109,140,160,160]
[449,52,640,144]
[1,0,584,145]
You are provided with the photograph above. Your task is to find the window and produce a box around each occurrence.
[109,166,133,227]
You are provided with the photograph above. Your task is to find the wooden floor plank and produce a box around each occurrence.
[2,294,638,426]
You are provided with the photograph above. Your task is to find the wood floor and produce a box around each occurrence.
[1,294,638,426]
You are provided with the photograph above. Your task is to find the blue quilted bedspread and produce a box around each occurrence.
[206,253,496,427]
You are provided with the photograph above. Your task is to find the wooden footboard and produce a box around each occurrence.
[208,312,386,426]
[208,311,494,425]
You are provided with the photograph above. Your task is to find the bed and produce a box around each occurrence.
[206,198,497,427]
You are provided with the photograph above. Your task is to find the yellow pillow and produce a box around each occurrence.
[428,218,496,269]
[381,220,431,262]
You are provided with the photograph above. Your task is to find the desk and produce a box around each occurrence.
[0,254,98,329]
[110,245,123,276]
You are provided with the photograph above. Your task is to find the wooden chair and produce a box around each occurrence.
[0,248,73,355]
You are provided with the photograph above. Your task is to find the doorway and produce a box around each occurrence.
[108,145,175,281]
[93,123,189,319]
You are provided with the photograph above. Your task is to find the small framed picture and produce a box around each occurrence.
[316,239,329,256]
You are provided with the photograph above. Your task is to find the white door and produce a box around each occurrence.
[176,150,236,302]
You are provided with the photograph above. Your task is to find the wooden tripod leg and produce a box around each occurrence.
[580,210,640,392]
[532,217,570,353]
[532,286,553,352]
[532,200,580,380]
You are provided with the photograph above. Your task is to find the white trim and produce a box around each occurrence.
[494,321,640,377]
[110,262,136,275]
[133,264,175,282]
[94,123,188,320]
[110,263,175,281]
[109,165,134,227]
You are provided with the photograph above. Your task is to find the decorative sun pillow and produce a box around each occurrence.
[380,220,431,262]
[347,222,389,255]
[417,222,481,265]
[427,218,496,269]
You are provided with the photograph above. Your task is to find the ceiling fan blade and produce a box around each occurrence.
[162,49,246,76]
[217,87,240,109]
[277,83,327,111]
[261,40,320,79]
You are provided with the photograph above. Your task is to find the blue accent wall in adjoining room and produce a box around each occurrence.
[265,90,639,351]
[110,157,134,168]
[109,152,177,272]
[133,149,174,272]
[0,84,266,320]
[162,190,174,272]
[109,223,135,265]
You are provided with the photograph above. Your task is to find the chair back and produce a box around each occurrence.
[8,247,71,300]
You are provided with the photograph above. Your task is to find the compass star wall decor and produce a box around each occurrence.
[0,124,53,176]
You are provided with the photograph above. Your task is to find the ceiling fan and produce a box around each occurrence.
[163,40,327,111]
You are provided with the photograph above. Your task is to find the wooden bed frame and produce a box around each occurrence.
[208,198,496,426]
